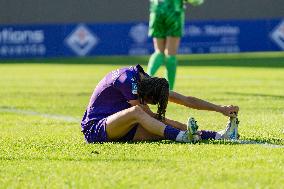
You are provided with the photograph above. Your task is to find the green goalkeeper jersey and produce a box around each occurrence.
[150,0,184,12]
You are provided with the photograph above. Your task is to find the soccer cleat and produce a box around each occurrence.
[219,115,240,140]
[187,117,199,135]
[180,117,200,143]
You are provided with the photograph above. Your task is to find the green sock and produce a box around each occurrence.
[165,55,177,90]
[147,52,165,76]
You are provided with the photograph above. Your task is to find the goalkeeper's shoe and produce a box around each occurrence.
[181,117,200,143]
[219,114,240,140]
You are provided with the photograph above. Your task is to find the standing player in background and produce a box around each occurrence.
[147,0,204,90]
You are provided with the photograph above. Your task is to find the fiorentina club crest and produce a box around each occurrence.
[65,24,98,56]
[129,23,148,44]
[271,20,284,50]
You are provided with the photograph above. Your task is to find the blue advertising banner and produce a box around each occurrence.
[181,19,284,54]
[0,18,283,59]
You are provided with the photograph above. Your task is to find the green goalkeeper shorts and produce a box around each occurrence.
[148,11,185,38]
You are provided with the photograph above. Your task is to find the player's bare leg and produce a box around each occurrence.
[106,105,166,140]
[106,105,195,142]
[188,114,240,142]
[154,38,166,53]
[132,116,191,141]
[132,126,162,141]
[165,37,180,55]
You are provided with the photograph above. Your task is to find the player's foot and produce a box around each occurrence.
[187,117,199,135]
[219,115,240,140]
[181,117,200,143]
[180,130,193,143]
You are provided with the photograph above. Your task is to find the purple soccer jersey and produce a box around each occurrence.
[81,64,146,131]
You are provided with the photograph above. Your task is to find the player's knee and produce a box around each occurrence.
[165,50,177,56]
[131,105,146,118]
[132,105,143,114]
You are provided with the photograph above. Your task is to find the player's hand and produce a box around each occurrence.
[220,105,239,117]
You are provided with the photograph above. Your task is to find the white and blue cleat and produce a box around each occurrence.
[181,117,200,143]
[219,115,240,140]
[187,117,199,135]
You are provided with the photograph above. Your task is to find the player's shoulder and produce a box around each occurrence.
[125,64,145,77]
[112,64,145,84]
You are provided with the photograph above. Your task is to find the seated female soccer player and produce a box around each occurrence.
[81,64,239,143]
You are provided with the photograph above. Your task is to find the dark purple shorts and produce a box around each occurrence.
[83,118,138,143]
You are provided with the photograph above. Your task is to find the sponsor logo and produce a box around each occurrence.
[184,25,203,36]
[0,28,44,44]
[0,28,45,56]
[129,23,150,55]
[132,83,138,94]
[65,24,98,56]
[271,20,284,50]
[184,25,240,37]
[204,25,240,36]
[129,23,148,44]
[183,24,240,54]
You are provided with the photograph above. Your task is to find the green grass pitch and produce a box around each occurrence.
[0,53,283,188]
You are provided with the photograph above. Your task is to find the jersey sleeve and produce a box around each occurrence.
[114,71,138,101]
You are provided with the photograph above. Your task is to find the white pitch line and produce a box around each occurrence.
[0,107,80,123]
[232,140,284,148]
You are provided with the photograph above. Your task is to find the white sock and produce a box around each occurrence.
[176,131,186,142]
[215,132,223,140]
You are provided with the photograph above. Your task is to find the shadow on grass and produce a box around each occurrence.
[0,156,170,162]
[225,92,284,99]
[197,137,284,147]
[91,140,178,145]
[97,137,284,147]
[1,54,284,68]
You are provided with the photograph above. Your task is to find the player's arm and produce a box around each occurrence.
[169,91,239,117]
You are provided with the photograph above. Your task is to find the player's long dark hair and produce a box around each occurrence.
[137,77,169,121]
